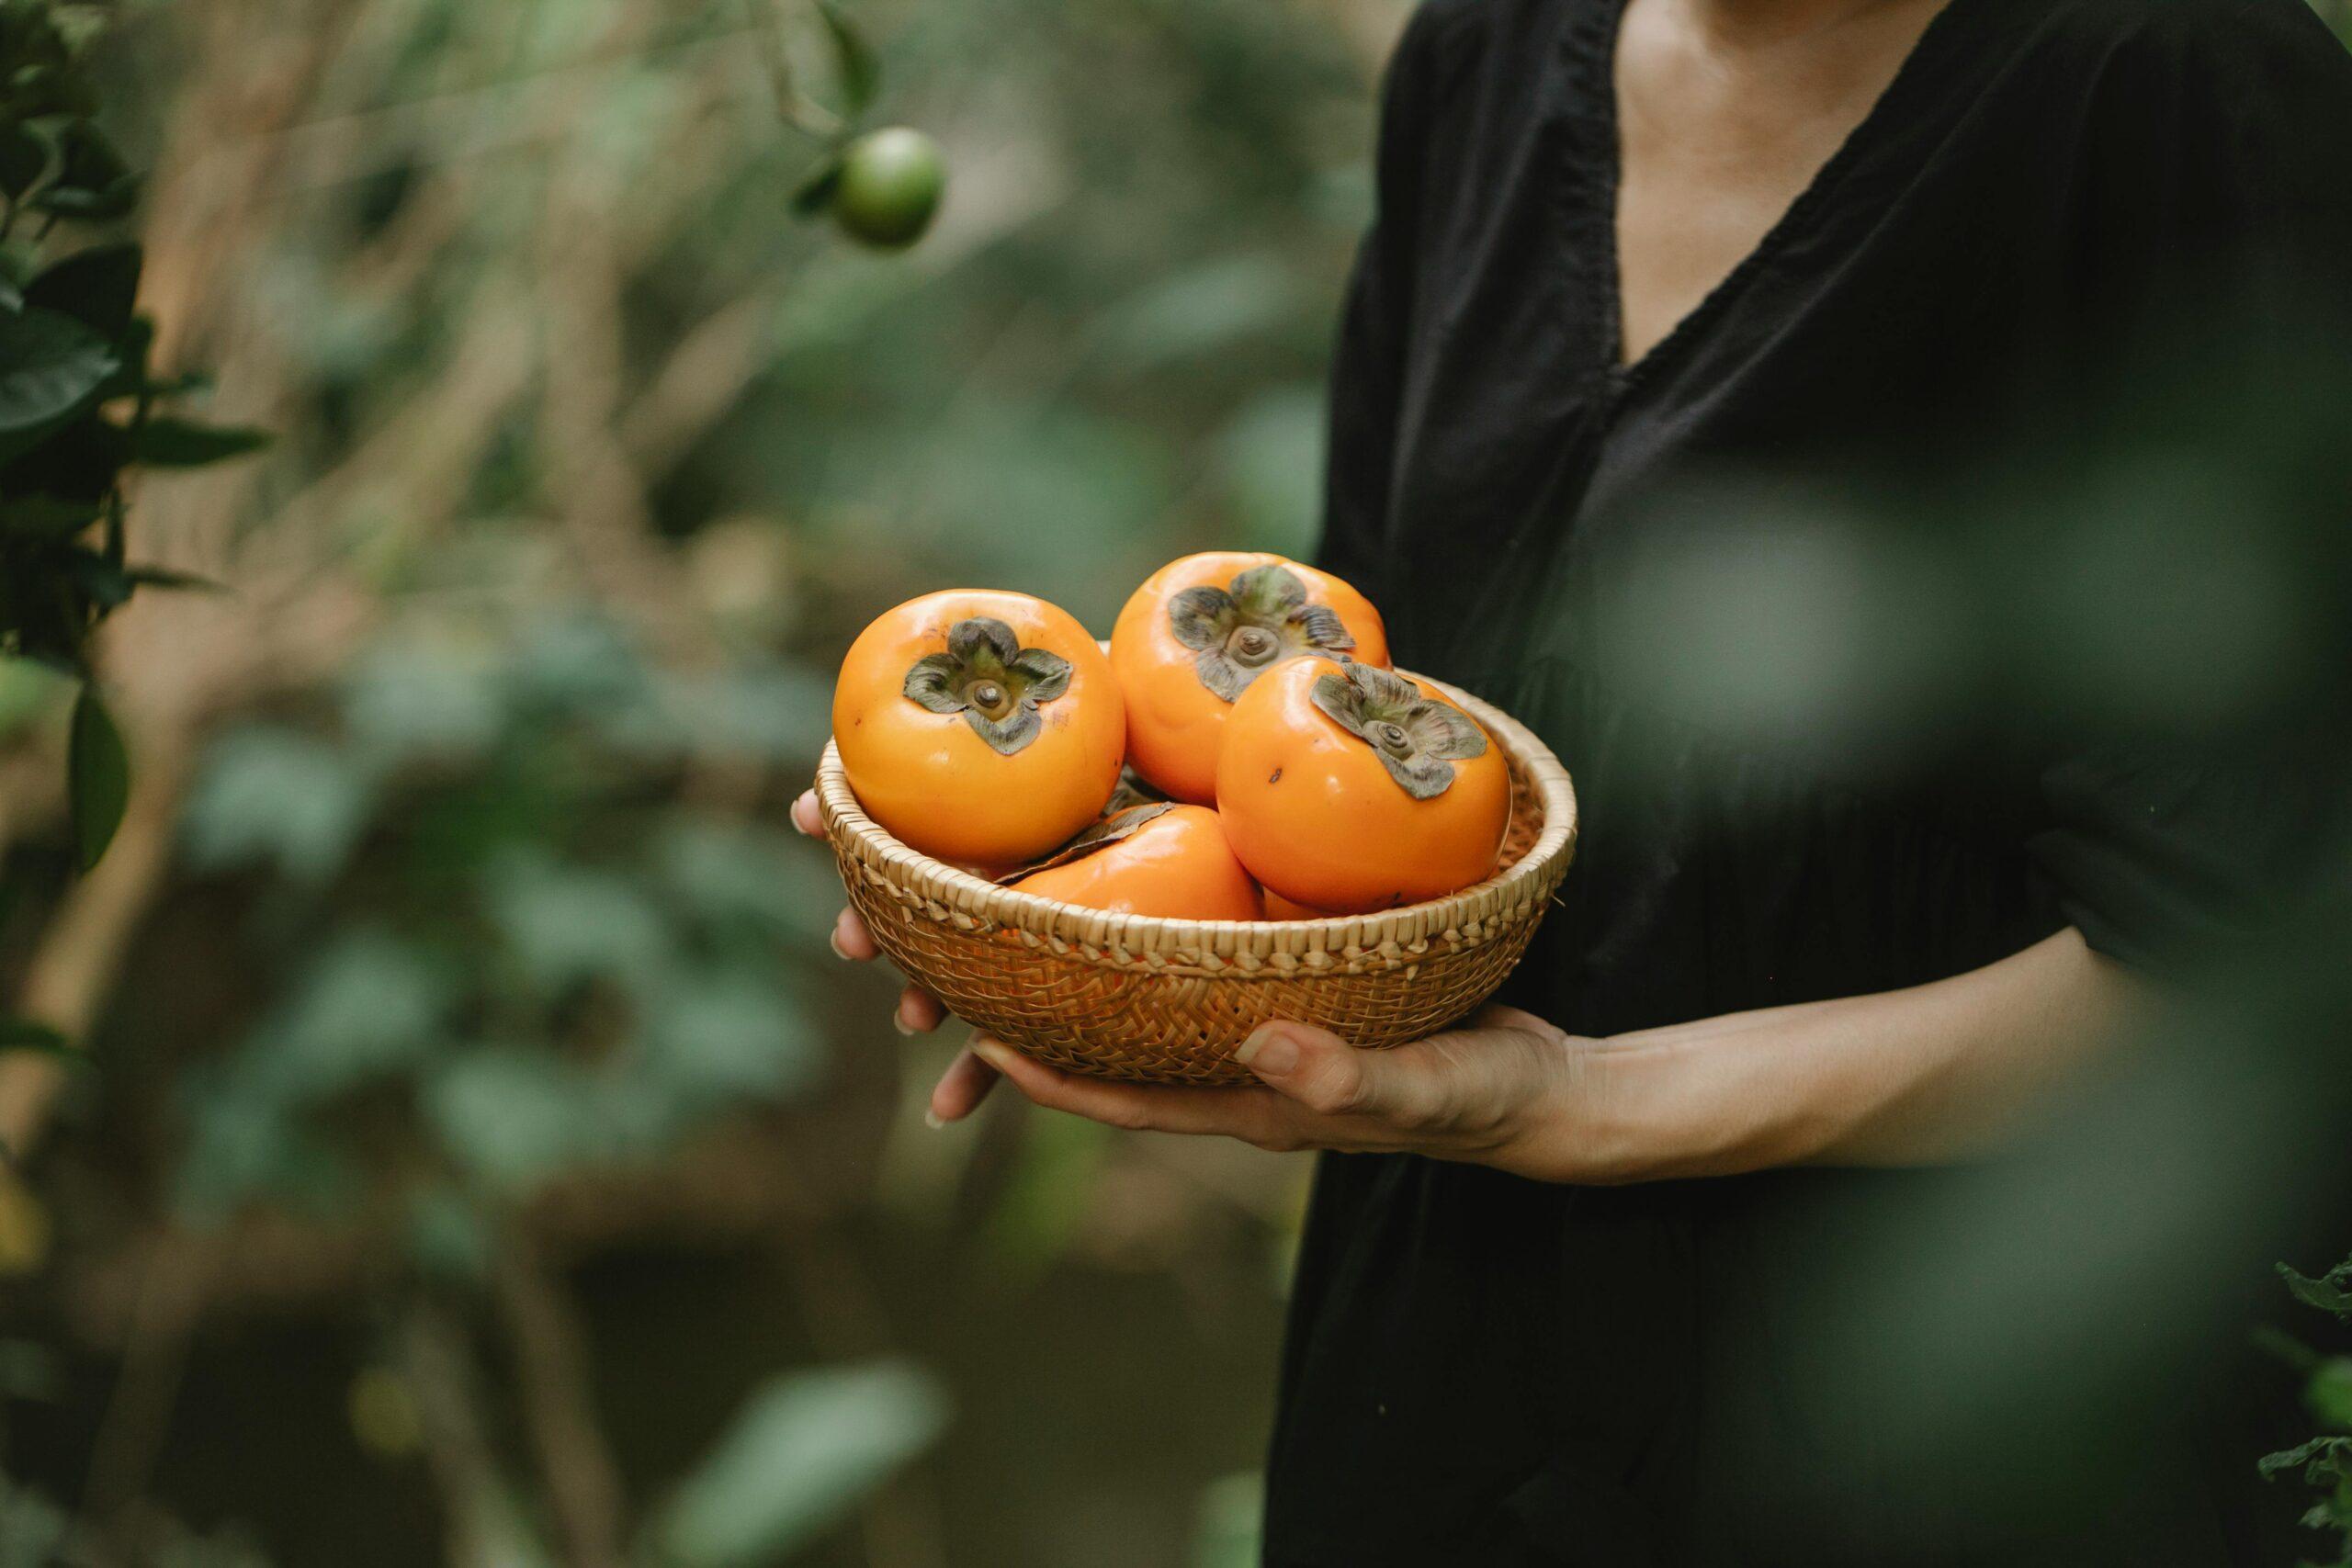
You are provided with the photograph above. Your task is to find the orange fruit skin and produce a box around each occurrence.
[1260,890,1336,921]
[1109,552,1389,806]
[1216,658,1510,916]
[833,590,1125,865]
[1011,805,1264,921]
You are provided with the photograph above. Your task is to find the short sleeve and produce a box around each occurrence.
[2030,1,2352,973]
[2030,743,2346,972]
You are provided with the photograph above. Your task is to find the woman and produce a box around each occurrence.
[797,0,2352,1561]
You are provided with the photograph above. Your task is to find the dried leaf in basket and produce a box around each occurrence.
[992,802,1176,884]
[1102,764,1168,816]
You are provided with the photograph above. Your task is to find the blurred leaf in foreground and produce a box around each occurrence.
[648,1359,948,1568]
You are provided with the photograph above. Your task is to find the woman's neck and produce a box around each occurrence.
[1673,0,1924,49]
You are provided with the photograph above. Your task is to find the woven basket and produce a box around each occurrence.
[816,672,1577,1085]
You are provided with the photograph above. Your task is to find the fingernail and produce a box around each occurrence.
[1234,1023,1298,1076]
[892,1010,916,1037]
[828,927,850,961]
[969,1037,1015,1071]
[923,1108,947,1130]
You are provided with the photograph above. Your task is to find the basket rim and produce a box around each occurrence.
[817,670,1577,957]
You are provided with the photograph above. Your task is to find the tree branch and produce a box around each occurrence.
[489,1223,628,1568]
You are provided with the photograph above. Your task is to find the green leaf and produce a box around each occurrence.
[403,1184,491,1282]
[640,965,817,1109]
[22,243,141,341]
[2262,1434,2352,1483]
[0,493,100,537]
[341,637,503,764]
[131,416,270,468]
[0,122,51,201]
[2283,1259,2352,1319]
[243,928,449,1102]
[649,1360,947,1568]
[0,305,116,444]
[0,1020,70,1057]
[124,565,228,593]
[813,1,879,120]
[652,818,839,946]
[424,1048,610,1194]
[484,851,672,997]
[28,121,134,221]
[789,152,844,218]
[2309,1357,2352,1433]
[182,726,374,884]
[67,683,127,872]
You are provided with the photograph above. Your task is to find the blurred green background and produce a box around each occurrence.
[0,0,1414,1562]
[6,3,2352,1566]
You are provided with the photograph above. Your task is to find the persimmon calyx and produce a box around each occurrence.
[1167,564,1355,703]
[1310,663,1487,799]
[903,616,1073,755]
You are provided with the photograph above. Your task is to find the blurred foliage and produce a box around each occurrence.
[172,612,841,1223]
[0,0,266,879]
[0,0,1357,1560]
[647,1359,947,1568]
[2264,1255,2352,1566]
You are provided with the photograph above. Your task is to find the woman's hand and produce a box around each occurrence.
[791,785,951,1037]
[794,784,1613,1156]
[961,1005,1630,1183]
[801,785,2134,1177]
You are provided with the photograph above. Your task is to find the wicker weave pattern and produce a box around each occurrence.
[818,674,1577,1084]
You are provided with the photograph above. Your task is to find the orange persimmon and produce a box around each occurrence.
[833,590,1125,865]
[1109,552,1388,805]
[1216,658,1509,915]
[1010,804,1265,921]
[1260,890,1337,921]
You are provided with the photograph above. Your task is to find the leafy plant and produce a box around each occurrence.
[167,608,945,1564]
[752,0,948,248]
[173,612,842,1221]
[2262,1255,2352,1566]
[645,1359,947,1568]
[0,2,267,874]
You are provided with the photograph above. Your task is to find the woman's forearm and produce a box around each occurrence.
[1555,929,2151,1181]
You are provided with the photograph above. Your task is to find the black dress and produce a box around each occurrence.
[1265,1,2352,1563]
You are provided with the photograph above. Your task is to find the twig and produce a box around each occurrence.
[400,1298,543,1568]
[80,1231,212,1530]
[0,735,189,1161]
[489,1223,628,1568]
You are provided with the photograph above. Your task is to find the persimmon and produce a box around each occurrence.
[1216,658,1510,915]
[1010,804,1265,921]
[1109,552,1389,805]
[833,591,1125,865]
[1261,890,1336,921]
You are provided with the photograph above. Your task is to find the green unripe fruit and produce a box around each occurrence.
[831,128,945,250]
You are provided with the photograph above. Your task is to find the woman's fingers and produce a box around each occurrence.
[796,784,952,1041]
[927,1046,1001,1125]
[1233,1020,1447,1127]
[798,788,876,961]
[830,906,879,962]
[967,1036,1306,1149]
[791,788,824,837]
[894,985,945,1035]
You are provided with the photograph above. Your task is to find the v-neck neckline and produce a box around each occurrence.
[1578,0,1973,392]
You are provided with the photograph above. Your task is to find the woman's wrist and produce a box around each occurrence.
[1519,1015,1851,1184]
